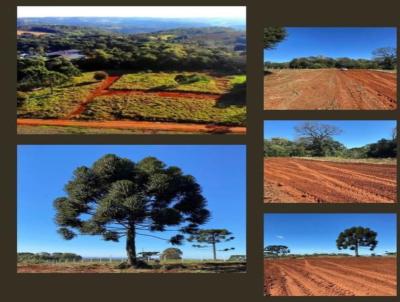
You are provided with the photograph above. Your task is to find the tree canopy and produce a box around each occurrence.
[263,27,287,49]
[188,229,234,260]
[160,248,183,260]
[54,154,210,267]
[264,245,290,257]
[336,227,378,257]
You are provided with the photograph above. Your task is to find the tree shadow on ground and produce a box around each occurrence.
[215,82,246,108]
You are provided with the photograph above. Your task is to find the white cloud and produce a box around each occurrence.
[276,235,284,239]
[17,6,246,20]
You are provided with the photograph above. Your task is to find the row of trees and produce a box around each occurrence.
[18,252,82,262]
[264,226,379,257]
[264,122,397,158]
[264,49,396,70]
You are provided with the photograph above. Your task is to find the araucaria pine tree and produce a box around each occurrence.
[54,154,210,268]
[336,226,378,257]
[188,229,234,260]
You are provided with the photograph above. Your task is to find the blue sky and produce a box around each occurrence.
[17,145,246,259]
[264,120,396,148]
[264,27,397,62]
[264,214,396,255]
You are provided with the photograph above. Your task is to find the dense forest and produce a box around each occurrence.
[17,24,246,91]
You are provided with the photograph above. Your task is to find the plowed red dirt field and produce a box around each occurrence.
[264,158,396,203]
[264,69,396,110]
[264,257,396,296]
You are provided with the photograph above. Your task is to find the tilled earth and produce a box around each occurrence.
[264,257,397,296]
[264,158,396,203]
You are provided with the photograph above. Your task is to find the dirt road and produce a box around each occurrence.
[264,158,396,203]
[264,257,396,296]
[17,119,246,134]
[264,69,396,110]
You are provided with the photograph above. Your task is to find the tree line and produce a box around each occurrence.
[263,27,396,70]
[264,122,396,158]
[18,252,82,262]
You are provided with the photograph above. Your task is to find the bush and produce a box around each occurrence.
[94,71,108,80]
[174,74,208,85]
[17,91,28,107]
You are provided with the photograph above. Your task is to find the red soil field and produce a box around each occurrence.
[18,75,245,133]
[264,257,397,296]
[264,69,396,110]
[264,158,396,203]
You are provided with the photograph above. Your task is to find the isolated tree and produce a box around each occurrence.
[264,245,290,257]
[94,71,108,80]
[264,27,287,49]
[188,229,234,260]
[336,226,378,257]
[295,122,342,156]
[160,248,183,260]
[44,71,69,94]
[373,47,397,70]
[54,154,210,268]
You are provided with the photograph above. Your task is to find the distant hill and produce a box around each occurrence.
[17,17,245,34]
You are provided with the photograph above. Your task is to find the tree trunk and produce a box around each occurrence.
[212,235,217,261]
[126,224,137,267]
[355,242,359,257]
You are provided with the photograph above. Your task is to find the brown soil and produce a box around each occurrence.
[17,262,246,273]
[264,158,396,203]
[264,257,396,296]
[17,119,246,134]
[264,69,396,110]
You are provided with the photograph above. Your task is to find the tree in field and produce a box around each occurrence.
[264,245,290,257]
[54,154,210,268]
[188,229,235,260]
[94,71,108,80]
[264,27,287,49]
[336,226,378,257]
[160,248,183,260]
[295,122,342,156]
[44,71,69,94]
[373,47,397,70]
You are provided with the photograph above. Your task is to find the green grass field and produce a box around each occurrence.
[17,72,101,119]
[110,72,245,94]
[79,94,246,126]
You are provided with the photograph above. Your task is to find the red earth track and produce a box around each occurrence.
[17,119,246,134]
[264,158,396,203]
[264,257,397,296]
[264,69,396,110]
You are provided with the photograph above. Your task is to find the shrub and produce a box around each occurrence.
[17,91,28,107]
[94,71,108,80]
[174,73,208,84]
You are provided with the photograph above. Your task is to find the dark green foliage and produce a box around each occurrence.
[17,91,28,107]
[264,245,290,257]
[46,57,81,76]
[18,252,82,262]
[54,154,210,267]
[94,71,108,80]
[373,47,397,70]
[367,139,397,158]
[264,27,287,49]
[160,248,183,260]
[265,51,396,70]
[336,227,378,257]
[174,74,208,85]
[17,25,246,73]
[188,229,234,260]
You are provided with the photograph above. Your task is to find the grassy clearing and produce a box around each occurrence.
[110,72,244,94]
[294,156,397,165]
[17,72,101,119]
[79,94,246,126]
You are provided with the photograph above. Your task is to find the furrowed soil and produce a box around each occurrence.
[264,69,396,110]
[17,262,246,273]
[264,158,396,203]
[264,257,396,296]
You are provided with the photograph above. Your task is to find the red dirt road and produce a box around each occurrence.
[264,257,396,296]
[17,119,246,134]
[264,69,396,110]
[264,158,396,203]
